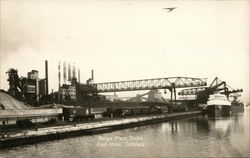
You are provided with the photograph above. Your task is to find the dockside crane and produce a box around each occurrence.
[178,77,243,103]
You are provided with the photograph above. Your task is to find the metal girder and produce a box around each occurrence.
[178,87,207,95]
[178,77,243,96]
[95,77,206,93]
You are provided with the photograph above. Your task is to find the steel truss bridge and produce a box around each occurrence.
[95,77,207,101]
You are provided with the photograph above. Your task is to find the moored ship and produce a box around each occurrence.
[231,96,244,113]
[206,92,231,117]
[231,101,244,113]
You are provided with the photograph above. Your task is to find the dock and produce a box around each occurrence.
[0,111,201,149]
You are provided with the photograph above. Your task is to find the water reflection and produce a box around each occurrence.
[196,117,210,133]
[170,121,178,134]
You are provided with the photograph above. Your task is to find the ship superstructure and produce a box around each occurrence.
[206,92,231,117]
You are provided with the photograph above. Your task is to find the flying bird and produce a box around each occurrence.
[163,7,177,12]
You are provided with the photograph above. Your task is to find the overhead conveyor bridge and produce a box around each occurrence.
[94,77,207,101]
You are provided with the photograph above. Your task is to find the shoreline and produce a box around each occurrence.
[0,111,202,149]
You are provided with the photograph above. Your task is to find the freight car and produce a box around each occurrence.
[105,106,164,117]
[104,107,145,117]
[63,106,164,121]
[62,107,95,122]
[62,107,108,122]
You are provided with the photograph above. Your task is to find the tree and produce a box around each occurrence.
[6,68,23,99]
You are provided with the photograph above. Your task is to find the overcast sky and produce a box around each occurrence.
[0,0,249,102]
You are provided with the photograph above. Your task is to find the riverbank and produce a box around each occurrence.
[0,111,202,149]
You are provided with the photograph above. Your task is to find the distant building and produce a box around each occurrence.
[60,84,76,100]
[22,78,36,94]
[27,70,38,80]
[21,70,47,104]
[86,78,94,85]
[148,89,162,102]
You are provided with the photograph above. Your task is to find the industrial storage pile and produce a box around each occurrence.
[0,92,31,110]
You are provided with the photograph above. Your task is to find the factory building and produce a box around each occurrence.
[23,70,39,94]
[5,60,49,105]
[58,61,80,102]
[24,70,47,96]
[60,84,76,100]
[21,70,47,104]
[27,70,39,80]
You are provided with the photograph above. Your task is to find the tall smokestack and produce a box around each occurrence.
[58,62,61,101]
[63,62,66,84]
[45,60,49,95]
[58,62,61,86]
[72,63,76,79]
[68,62,71,82]
[36,77,40,102]
[91,69,94,81]
[78,68,80,83]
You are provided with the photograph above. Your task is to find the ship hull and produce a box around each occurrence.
[206,105,231,117]
[231,105,244,113]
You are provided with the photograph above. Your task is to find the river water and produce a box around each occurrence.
[1,107,249,158]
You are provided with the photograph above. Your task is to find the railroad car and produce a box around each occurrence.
[105,106,163,117]
[63,106,164,121]
[62,107,94,122]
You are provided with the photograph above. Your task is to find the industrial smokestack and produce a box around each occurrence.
[58,62,61,86]
[68,62,71,82]
[63,62,66,84]
[91,69,94,81]
[72,63,76,79]
[36,77,40,102]
[58,62,61,101]
[45,60,49,95]
[78,68,80,83]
